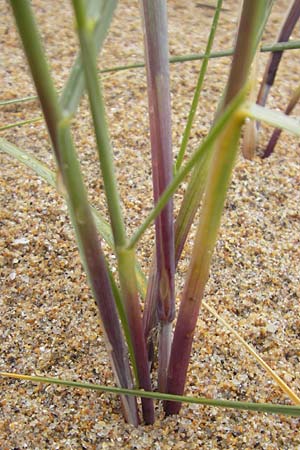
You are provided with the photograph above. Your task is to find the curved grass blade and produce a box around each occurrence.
[1,372,299,417]
[0,137,113,247]
[0,137,150,299]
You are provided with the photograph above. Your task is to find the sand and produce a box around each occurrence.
[0,0,299,448]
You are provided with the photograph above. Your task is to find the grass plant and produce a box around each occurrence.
[1,0,300,427]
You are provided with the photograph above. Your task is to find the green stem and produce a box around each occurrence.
[175,0,223,172]
[72,0,154,424]
[0,117,42,131]
[2,39,300,109]
[165,0,268,416]
[72,0,126,246]
[60,0,118,116]
[127,86,247,250]
[9,1,61,161]
[174,0,273,266]
[165,118,243,415]
[10,0,139,426]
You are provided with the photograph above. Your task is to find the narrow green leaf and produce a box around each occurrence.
[60,0,118,115]
[0,117,42,131]
[1,372,299,417]
[0,94,38,106]
[99,39,300,74]
[0,137,113,246]
[3,39,300,109]
[175,0,223,172]
[245,103,300,135]
[0,138,150,298]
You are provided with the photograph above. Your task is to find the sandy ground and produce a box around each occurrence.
[0,1,300,448]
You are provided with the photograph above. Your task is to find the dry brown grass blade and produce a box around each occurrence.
[202,300,300,405]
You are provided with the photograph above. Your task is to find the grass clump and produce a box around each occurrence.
[1,0,300,427]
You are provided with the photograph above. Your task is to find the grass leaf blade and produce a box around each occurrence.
[245,103,300,135]
[60,0,118,115]
[1,372,299,417]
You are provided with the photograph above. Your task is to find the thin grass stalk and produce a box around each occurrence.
[60,0,118,115]
[140,0,175,391]
[9,0,139,426]
[3,124,300,410]
[165,119,243,416]
[72,0,154,424]
[173,0,223,264]
[175,0,223,172]
[257,0,300,107]
[174,1,274,267]
[0,117,42,131]
[86,38,300,73]
[2,372,300,417]
[165,0,267,415]
[72,1,126,245]
[2,38,300,109]
[203,301,300,405]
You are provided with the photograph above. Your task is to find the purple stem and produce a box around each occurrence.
[140,0,175,390]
